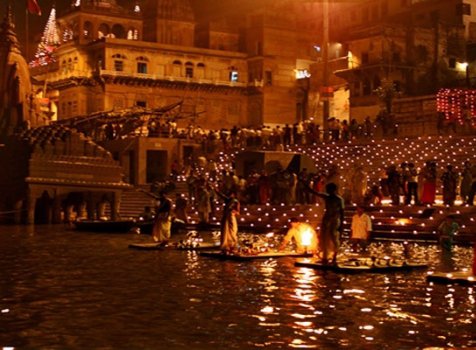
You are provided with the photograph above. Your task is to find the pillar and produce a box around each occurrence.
[111,191,121,221]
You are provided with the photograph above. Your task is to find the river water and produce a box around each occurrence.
[0,225,474,349]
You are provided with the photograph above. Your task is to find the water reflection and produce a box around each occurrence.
[0,226,475,349]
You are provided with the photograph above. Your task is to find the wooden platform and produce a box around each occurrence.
[295,258,428,273]
[426,271,476,285]
[199,251,313,261]
[74,220,135,233]
[128,242,165,250]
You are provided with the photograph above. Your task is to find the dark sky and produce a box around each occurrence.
[0,0,267,59]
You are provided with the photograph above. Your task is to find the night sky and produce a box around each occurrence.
[0,0,270,59]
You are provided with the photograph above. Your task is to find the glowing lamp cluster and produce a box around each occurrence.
[436,88,476,126]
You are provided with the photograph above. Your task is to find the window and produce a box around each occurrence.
[114,60,123,71]
[362,52,369,64]
[185,62,194,78]
[265,70,272,86]
[363,78,371,95]
[137,62,147,74]
[230,70,239,82]
[136,101,147,108]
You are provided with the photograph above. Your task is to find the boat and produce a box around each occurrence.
[426,270,476,285]
[199,250,313,261]
[128,242,220,251]
[295,257,428,273]
[74,219,136,233]
[128,242,166,250]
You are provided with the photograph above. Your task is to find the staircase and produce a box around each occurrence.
[118,181,189,218]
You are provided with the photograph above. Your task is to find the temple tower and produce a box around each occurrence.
[142,0,195,46]
[0,6,34,142]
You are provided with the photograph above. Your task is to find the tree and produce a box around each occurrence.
[374,80,401,114]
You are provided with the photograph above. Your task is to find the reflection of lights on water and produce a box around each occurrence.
[360,325,374,330]
[344,289,365,294]
[290,339,318,349]
[361,308,372,312]
[291,313,313,320]
[261,306,274,314]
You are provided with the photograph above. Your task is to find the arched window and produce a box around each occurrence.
[98,23,110,39]
[127,28,139,40]
[185,62,194,78]
[112,24,126,39]
[136,56,148,74]
[112,54,126,72]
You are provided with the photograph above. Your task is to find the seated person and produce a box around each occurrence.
[364,185,383,206]
[438,215,459,252]
[138,206,154,221]
[350,205,372,252]
[279,217,318,254]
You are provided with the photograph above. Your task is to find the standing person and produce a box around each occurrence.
[152,191,172,244]
[468,163,476,205]
[350,205,372,252]
[196,185,211,224]
[217,189,240,252]
[404,163,419,205]
[460,161,472,204]
[421,161,437,205]
[386,165,401,205]
[308,183,345,265]
[258,171,271,204]
[441,165,459,206]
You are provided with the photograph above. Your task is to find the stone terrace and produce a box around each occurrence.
[118,135,476,244]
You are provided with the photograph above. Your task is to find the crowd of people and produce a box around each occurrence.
[381,160,475,206]
[147,157,472,263]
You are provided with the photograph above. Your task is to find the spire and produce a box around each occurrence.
[30,7,60,67]
[0,5,21,53]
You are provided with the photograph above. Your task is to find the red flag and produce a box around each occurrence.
[27,0,42,16]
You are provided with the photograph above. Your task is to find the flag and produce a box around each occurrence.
[27,0,42,16]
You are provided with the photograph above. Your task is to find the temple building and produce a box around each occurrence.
[0,6,129,224]
[30,0,343,129]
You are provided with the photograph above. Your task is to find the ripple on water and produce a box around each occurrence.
[0,226,474,349]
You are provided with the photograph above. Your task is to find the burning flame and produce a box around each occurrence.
[300,228,313,248]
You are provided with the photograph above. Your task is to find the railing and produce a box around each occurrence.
[99,70,247,87]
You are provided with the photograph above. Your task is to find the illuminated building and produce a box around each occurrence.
[30,0,328,129]
[329,0,476,121]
